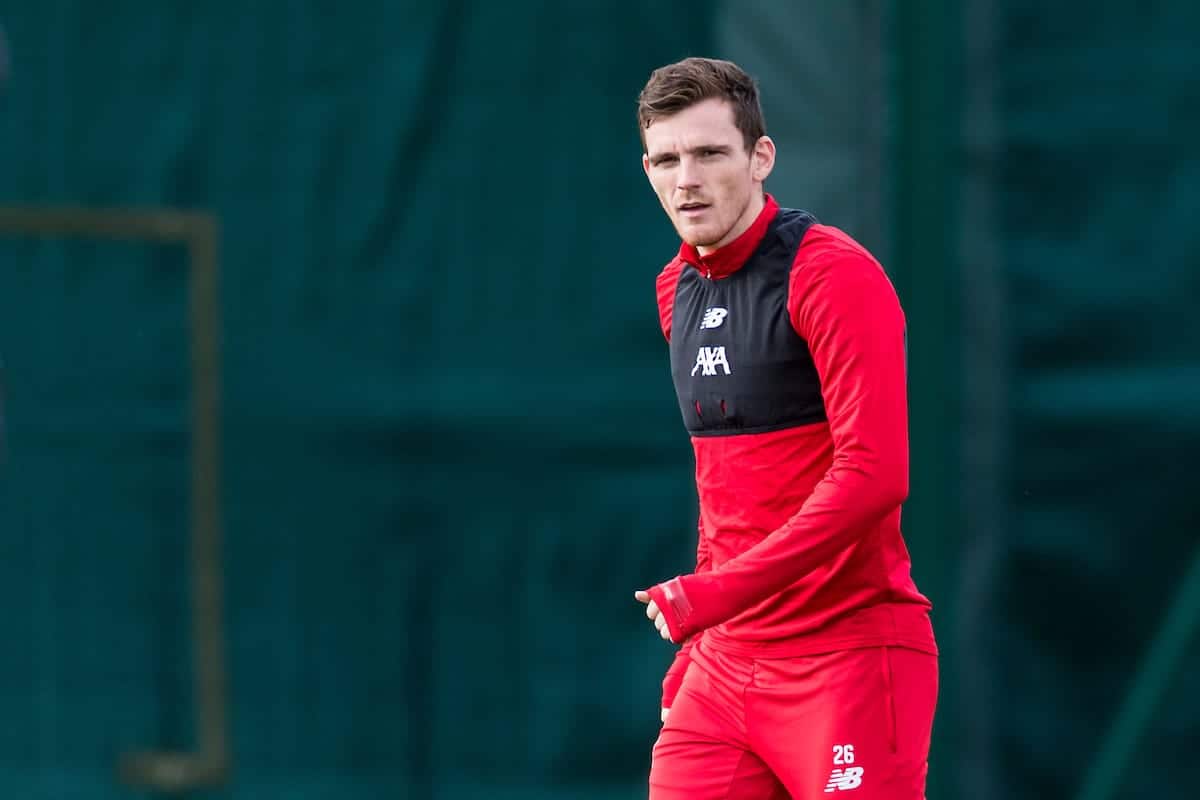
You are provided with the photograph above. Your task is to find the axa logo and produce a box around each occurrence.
[824,767,864,792]
[691,346,731,377]
[699,307,728,329]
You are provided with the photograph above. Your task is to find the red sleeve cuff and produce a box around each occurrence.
[647,577,694,644]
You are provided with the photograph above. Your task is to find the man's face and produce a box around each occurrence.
[642,98,774,254]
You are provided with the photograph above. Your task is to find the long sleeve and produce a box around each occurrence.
[647,243,909,642]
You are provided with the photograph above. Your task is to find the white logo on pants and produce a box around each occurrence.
[824,767,864,792]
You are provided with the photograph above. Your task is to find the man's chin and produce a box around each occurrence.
[676,225,719,249]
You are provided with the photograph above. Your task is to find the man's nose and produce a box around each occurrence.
[676,157,701,190]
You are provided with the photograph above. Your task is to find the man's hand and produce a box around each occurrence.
[635,590,674,642]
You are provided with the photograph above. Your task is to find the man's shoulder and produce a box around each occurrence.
[793,222,887,279]
[796,220,873,256]
[654,255,689,341]
[785,220,898,323]
[655,255,688,289]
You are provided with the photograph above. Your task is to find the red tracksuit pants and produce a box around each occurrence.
[649,640,938,799]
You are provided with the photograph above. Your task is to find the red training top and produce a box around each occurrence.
[646,195,937,710]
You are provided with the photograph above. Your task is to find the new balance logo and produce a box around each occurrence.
[699,307,728,329]
[691,346,731,377]
[824,767,864,793]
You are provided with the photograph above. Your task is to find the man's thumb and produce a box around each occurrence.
[634,590,650,603]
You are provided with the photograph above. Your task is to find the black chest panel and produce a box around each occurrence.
[669,209,827,437]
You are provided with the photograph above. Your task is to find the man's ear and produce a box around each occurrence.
[642,152,651,178]
[752,136,776,183]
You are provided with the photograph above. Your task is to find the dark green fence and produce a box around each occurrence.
[0,2,1196,799]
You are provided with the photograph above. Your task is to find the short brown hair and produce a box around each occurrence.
[637,57,766,153]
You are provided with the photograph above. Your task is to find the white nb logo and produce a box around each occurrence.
[691,346,731,377]
[824,767,864,793]
[699,307,728,329]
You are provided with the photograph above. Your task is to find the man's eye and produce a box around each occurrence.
[656,156,678,166]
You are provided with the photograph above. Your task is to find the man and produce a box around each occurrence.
[632,57,939,799]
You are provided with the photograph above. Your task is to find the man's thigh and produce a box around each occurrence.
[649,645,788,800]
[746,646,939,800]
[650,732,788,800]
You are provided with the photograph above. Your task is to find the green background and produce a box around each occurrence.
[0,2,1196,798]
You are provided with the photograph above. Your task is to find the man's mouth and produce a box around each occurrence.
[678,202,710,216]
